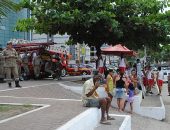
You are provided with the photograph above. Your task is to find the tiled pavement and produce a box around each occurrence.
[0,78,87,130]
[0,78,170,130]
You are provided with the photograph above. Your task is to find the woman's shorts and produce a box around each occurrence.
[157,79,163,87]
[143,77,148,86]
[148,79,154,87]
[115,88,125,99]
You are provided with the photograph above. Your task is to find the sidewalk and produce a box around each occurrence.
[0,79,87,130]
[0,78,170,130]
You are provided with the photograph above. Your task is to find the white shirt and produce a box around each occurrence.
[158,71,164,80]
[99,59,104,67]
[137,62,142,78]
[147,71,153,79]
[119,58,126,67]
[82,78,99,103]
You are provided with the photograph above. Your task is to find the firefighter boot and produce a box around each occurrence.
[8,82,12,88]
[15,81,22,88]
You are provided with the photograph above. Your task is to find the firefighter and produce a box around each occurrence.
[0,48,5,83]
[22,50,30,79]
[2,42,21,87]
[33,53,42,79]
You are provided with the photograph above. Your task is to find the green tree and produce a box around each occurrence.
[113,0,170,50]
[16,0,170,55]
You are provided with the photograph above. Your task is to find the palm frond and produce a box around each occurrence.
[0,0,18,17]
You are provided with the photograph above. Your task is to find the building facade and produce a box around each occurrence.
[0,0,30,48]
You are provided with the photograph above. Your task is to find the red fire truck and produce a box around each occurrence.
[13,42,70,79]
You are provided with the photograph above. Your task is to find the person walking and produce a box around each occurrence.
[2,42,21,87]
[82,74,115,125]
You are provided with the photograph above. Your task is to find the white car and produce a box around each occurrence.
[162,67,170,82]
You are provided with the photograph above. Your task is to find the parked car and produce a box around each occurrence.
[80,64,96,70]
[67,64,92,76]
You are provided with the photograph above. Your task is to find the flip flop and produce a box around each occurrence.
[100,120,111,125]
[107,116,115,120]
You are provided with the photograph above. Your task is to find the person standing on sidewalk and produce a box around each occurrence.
[2,42,21,87]
[146,66,154,94]
[105,69,115,100]
[119,54,126,73]
[156,66,164,96]
[115,72,126,112]
[82,74,115,125]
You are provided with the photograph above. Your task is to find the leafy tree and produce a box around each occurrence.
[113,0,170,50]
[16,0,170,55]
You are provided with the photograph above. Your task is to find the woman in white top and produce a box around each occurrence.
[156,66,164,95]
[146,66,154,94]
[119,54,126,73]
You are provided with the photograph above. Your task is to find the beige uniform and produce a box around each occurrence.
[17,55,22,77]
[0,53,5,79]
[33,55,42,77]
[22,53,30,75]
[2,48,19,82]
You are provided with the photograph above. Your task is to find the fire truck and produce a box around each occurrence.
[13,42,70,79]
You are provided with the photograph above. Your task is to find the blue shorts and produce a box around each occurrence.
[115,88,125,99]
[84,99,100,107]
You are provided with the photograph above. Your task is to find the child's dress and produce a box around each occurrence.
[127,83,135,103]
[127,89,134,103]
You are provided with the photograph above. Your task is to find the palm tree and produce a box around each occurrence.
[0,0,17,17]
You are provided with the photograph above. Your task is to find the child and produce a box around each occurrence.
[123,83,135,114]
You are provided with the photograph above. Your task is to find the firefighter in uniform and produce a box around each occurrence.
[2,42,21,87]
[0,48,5,82]
[22,50,30,79]
[33,54,42,79]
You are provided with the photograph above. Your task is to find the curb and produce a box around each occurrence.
[57,108,131,130]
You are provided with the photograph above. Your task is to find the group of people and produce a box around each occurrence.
[0,42,63,87]
[82,54,168,125]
